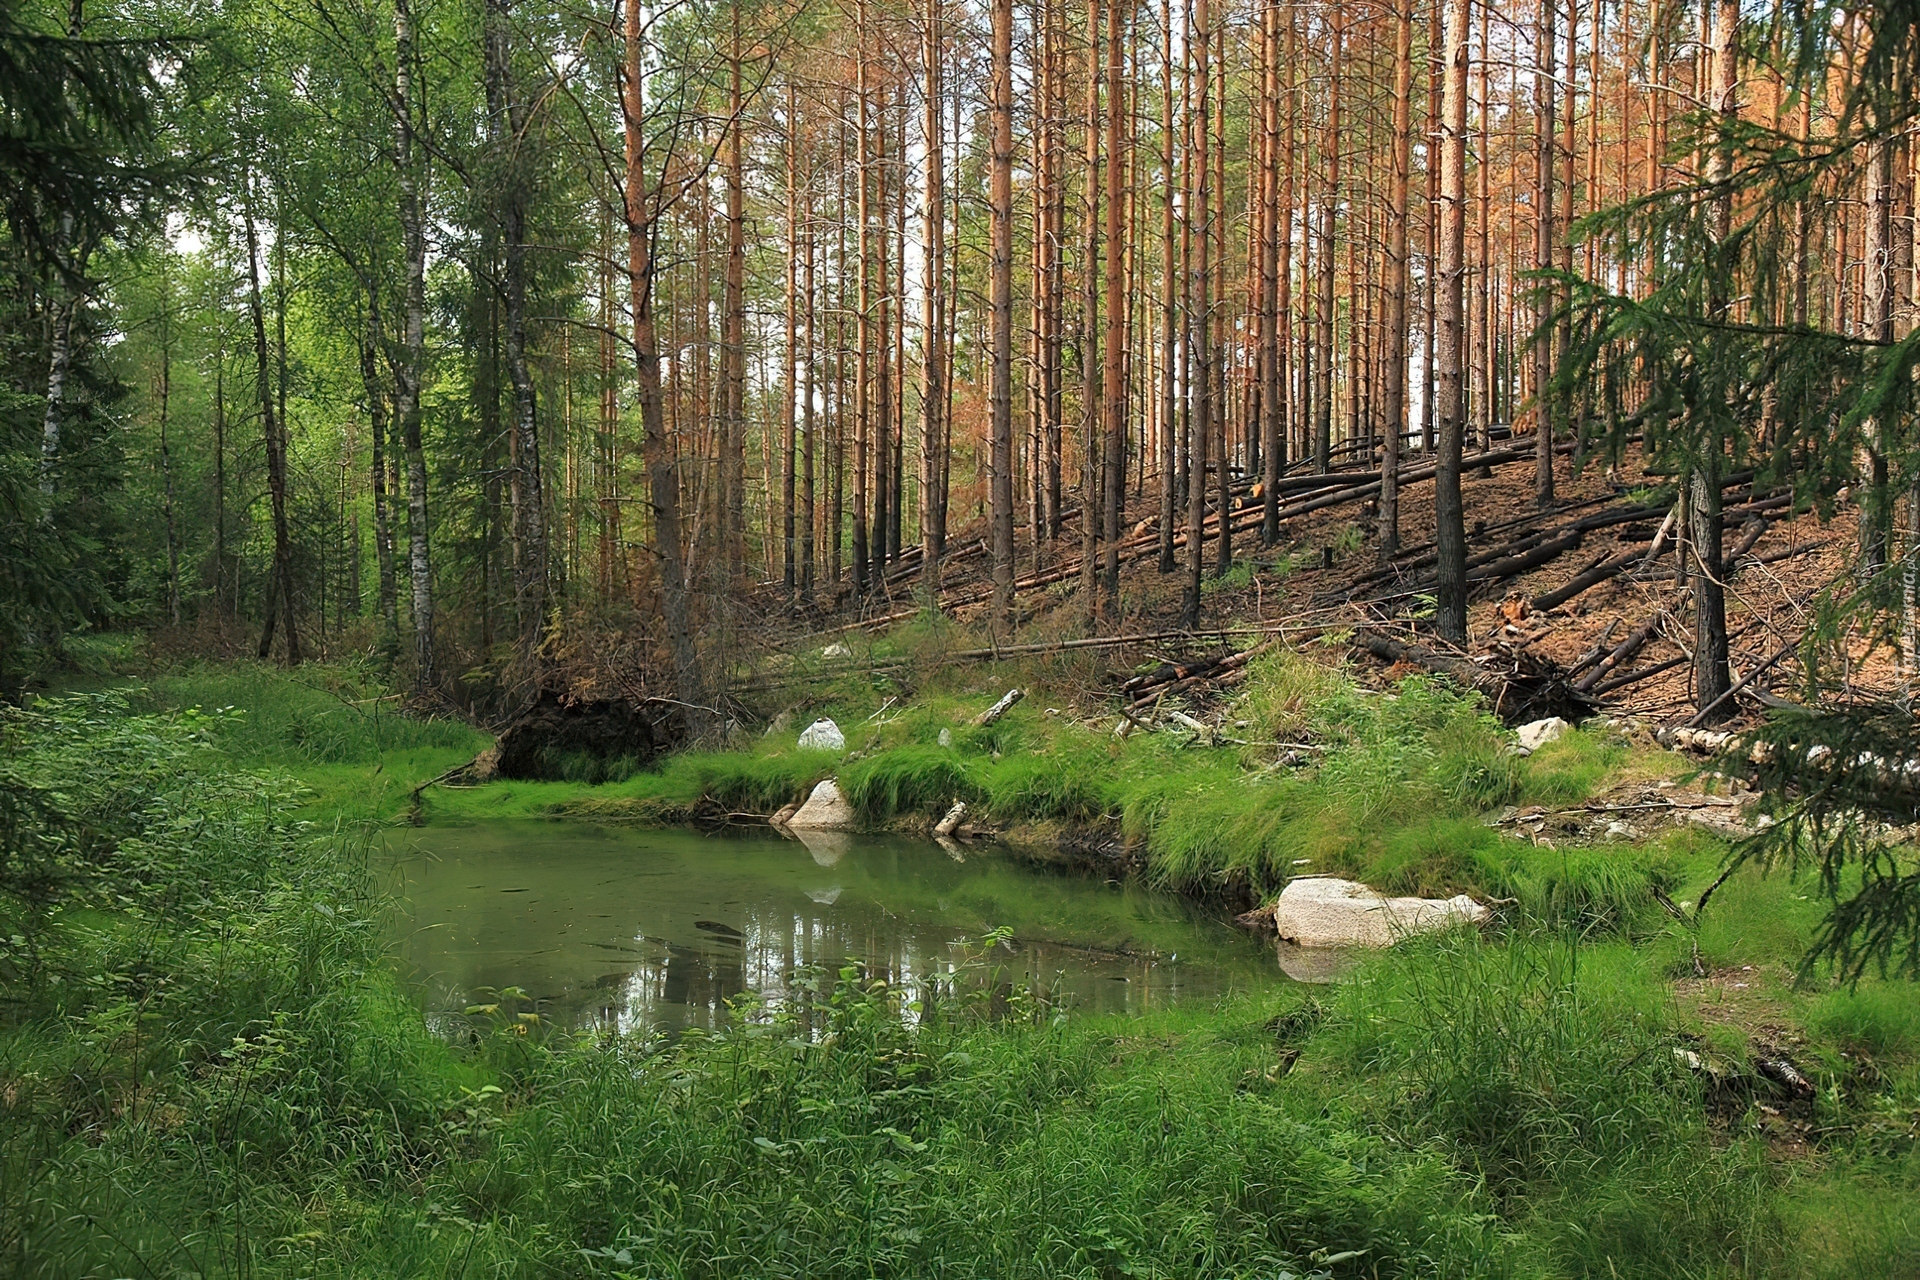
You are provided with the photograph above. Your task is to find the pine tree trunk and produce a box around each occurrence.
[723,18,748,588]
[1079,0,1103,620]
[783,82,800,600]
[1100,0,1126,608]
[623,0,701,715]
[1156,0,1178,573]
[1314,14,1341,476]
[1434,0,1471,644]
[988,0,1017,629]
[1258,0,1282,545]
[1532,0,1556,507]
[1379,0,1414,559]
[1690,0,1739,719]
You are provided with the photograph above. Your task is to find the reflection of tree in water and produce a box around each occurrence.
[397,827,1275,1039]
[598,913,1198,1037]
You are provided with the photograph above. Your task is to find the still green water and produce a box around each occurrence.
[391,820,1281,1033]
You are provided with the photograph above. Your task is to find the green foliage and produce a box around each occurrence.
[1716,706,1920,980]
[139,662,486,767]
[11,673,1920,1277]
[1202,558,1256,595]
[841,743,980,819]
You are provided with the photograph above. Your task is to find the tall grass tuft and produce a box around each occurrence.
[1325,932,1773,1276]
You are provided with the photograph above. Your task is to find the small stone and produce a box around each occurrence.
[798,718,846,751]
[788,778,856,830]
[1514,717,1571,754]
[1605,820,1630,839]
[938,728,953,748]
[822,641,852,659]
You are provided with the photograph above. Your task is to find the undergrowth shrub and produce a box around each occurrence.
[139,662,486,766]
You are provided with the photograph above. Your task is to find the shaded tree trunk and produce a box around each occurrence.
[1434,0,1471,643]
[483,0,546,658]
[244,181,301,667]
[988,0,1016,629]
[394,0,435,691]
[623,0,701,715]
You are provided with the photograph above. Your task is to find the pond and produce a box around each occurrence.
[389,820,1284,1034]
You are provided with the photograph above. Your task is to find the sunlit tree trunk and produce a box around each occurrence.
[1079,0,1103,619]
[1100,0,1126,609]
[1258,0,1282,545]
[722,9,748,587]
[1180,0,1211,627]
[1314,12,1341,475]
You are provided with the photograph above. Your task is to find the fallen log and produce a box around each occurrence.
[1531,547,1643,612]
[1351,628,1596,725]
[1573,615,1663,692]
[1682,641,1796,728]
[971,688,1025,727]
[1565,618,1622,681]
[1588,654,1690,697]
[1467,528,1585,586]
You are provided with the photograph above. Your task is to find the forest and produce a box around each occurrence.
[4,0,1920,1274]
[3,0,1913,713]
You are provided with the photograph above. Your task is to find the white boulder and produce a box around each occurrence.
[787,778,856,830]
[798,717,846,751]
[1514,717,1571,755]
[1272,876,1489,950]
[822,641,852,659]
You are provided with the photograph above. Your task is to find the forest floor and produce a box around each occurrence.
[688,439,1888,737]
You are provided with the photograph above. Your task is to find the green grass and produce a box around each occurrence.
[6,665,1920,1277]
[415,649,1636,911]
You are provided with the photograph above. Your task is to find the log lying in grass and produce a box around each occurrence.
[971,689,1025,727]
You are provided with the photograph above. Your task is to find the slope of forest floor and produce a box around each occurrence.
[649,441,1884,737]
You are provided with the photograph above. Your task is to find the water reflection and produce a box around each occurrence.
[391,820,1278,1034]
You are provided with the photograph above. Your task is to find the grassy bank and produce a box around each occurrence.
[422,647,1684,933]
[3,661,1916,1275]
